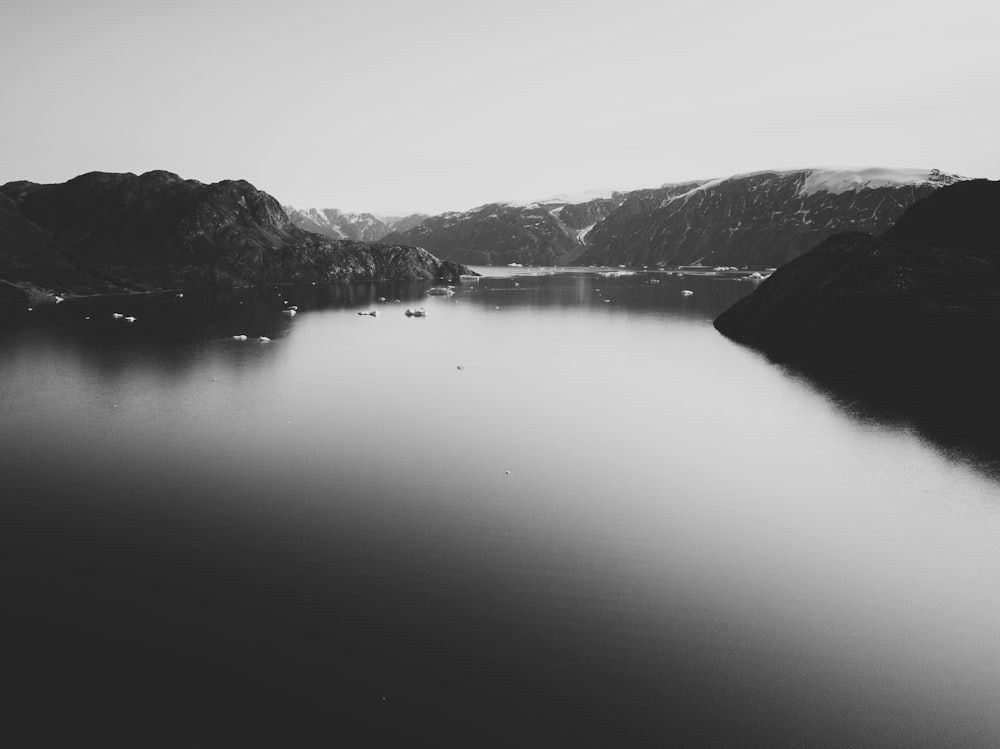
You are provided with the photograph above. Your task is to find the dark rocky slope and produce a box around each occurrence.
[714,179,1000,451]
[382,194,624,266]
[580,169,964,269]
[0,171,469,304]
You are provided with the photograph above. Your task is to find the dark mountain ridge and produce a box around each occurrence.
[579,169,964,268]
[381,193,625,267]
[375,169,962,269]
[714,179,1000,454]
[0,171,469,304]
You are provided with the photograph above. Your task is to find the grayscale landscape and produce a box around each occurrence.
[2,1,999,747]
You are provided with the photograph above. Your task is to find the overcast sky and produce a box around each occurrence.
[3,0,998,213]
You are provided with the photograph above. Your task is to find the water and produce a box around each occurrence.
[2,269,999,747]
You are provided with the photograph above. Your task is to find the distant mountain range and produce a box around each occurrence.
[323,169,965,268]
[281,207,428,243]
[0,171,468,305]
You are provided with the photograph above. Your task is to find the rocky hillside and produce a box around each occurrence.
[0,171,469,304]
[714,179,1000,451]
[382,192,625,266]
[283,206,428,242]
[579,168,965,268]
[375,169,962,269]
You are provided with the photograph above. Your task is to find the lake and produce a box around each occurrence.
[2,268,999,747]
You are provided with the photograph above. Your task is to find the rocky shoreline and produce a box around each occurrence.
[714,179,1000,456]
[0,170,472,308]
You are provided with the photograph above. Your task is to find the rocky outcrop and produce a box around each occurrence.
[382,193,625,266]
[579,169,965,269]
[714,179,1000,451]
[0,171,471,303]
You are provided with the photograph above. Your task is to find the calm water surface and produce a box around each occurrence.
[2,269,999,747]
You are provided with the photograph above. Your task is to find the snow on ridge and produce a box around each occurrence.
[797,168,954,196]
[537,188,619,205]
[498,188,620,209]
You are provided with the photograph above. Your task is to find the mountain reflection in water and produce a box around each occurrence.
[2,269,998,747]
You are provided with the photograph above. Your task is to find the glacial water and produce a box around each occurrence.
[2,268,998,747]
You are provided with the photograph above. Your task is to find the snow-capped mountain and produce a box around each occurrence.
[289,169,966,269]
[283,207,428,243]
[381,192,626,266]
[580,168,966,268]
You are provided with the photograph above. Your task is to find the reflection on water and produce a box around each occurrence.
[2,270,999,747]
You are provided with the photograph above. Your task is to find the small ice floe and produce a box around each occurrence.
[405,307,427,317]
[681,290,694,296]
[258,336,271,343]
[124,316,137,323]
[232,334,248,341]
[282,309,297,316]
[112,313,124,319]
[357,310,378,317]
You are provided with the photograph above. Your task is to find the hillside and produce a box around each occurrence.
[714,179,1000,451]
[382,192,625,266]
[579,168,964,268]
[0,171,469,304]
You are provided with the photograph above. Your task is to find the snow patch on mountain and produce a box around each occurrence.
[798,168,961,197]
[500,188,620,209]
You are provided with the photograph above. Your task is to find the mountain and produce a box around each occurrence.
[579,168,966,268]
[381,191,626,266]
[0,171,469,304]
[376,169,962,269]
[714,179,1000,452]
[282,206,429,243]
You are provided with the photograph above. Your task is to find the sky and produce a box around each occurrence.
[2,0,999,214]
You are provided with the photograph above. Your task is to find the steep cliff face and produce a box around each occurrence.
[579,169,964,268]
[0,171,470,302]
[383,193,624,266]
[714,179,1000,449]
